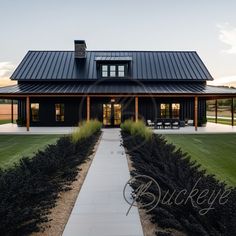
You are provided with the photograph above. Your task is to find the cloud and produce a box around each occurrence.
[0,62,16,87]
[208,75,236,87]
[218,23,236,54]
[0,62,15,78]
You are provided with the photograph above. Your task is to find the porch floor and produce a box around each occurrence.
[0,123,74,134]
[153,122,236,134]
[0,122,236,134]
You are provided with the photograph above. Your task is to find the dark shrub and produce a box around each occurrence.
[121,130,236,236]
[0,131,100,236]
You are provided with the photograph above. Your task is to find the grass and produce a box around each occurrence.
[120,119,152,140]
[0,135,61,168]
[207,117,235,125]
[0,120,13,125]
[164,134,236,186]
[71,119,102,143]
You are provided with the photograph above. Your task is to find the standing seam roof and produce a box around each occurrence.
[10,51,214,81]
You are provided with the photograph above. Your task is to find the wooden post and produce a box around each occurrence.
[11,99,14,123]
[26,96,30,131]
[194,96,198,131]
[87,96,90,121]
[215,99,218,123]
[135,96,138,122]
[232,98,234,126]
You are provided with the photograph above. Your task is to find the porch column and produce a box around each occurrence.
[11,99,14,123]
[87,96,90,121]
[135,96,138,122]
[194,96,198,131]
[26,96,30,131]
[215,99,218,123]
[232,98,234,126]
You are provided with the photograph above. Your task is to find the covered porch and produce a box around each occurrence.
[0,82,236,131]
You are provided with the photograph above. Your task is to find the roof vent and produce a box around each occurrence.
[74,40,87,59]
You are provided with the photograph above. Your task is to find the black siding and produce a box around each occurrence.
[18,98,86,126]
[139,97,206,121]
[18,97,206,127]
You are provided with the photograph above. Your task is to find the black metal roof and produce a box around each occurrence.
[11,51,213,81]
[0,82,235,95]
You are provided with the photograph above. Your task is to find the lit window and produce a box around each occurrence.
[110,65,116,77]
[160,104,170,118]
[118,65,125,77]
[55,104,65,122]
[31,103,39,121]
[172,103,180,119]
[102,65,108,77]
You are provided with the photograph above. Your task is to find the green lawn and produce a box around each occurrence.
[0,135,62,168]
[164,134,236,186]
[0,120,13,125]
[207,117,235,126]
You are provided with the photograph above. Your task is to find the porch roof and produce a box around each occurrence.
[0,82,236,97]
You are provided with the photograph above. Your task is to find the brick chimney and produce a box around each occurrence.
[74,40,87,59]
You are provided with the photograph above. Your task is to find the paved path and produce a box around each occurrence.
[63,129,143,236]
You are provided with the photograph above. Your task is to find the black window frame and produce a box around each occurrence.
[30,103,40,122]
[55,103,65,122]
[100,64,128,78]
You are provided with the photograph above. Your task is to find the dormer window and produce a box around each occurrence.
[102,65,108,77]
[101,64,127,78]
[118,65,125,77]
[110,65,116,77]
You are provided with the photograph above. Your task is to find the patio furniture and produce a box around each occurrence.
[179,120,185,127]
[187,119,194,126]
[164,121,171,129]
[147,119,155,127]
[171,120,180,129]
[156,121,163,129]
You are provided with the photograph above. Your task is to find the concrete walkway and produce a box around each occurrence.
[63,129,143,236]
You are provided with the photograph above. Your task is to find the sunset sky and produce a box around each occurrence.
[0,0,236,87]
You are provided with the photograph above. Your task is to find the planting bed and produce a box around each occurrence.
[122,128,236,236]
[0,130,101,235]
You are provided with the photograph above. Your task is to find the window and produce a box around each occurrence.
[55,104,65,122]
[110,65,116,77]
[172,103,180,119]
[118,65,125,77]
[160,104,170,118]
[31,103,39,121]
[101,64,127,78]
[102,65,108,77]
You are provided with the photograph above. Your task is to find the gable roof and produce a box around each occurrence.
[11,51,213,81]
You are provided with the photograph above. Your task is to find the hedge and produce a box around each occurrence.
[121,129,236,236]
[0,128,101,235]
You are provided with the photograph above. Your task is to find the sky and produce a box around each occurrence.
[0,0,236,86]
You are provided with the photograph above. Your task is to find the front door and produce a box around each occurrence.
[103,103,122,127]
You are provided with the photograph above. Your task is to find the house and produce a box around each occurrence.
[0,40,236,131]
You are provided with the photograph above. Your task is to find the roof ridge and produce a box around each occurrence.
[27,50,197,53]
